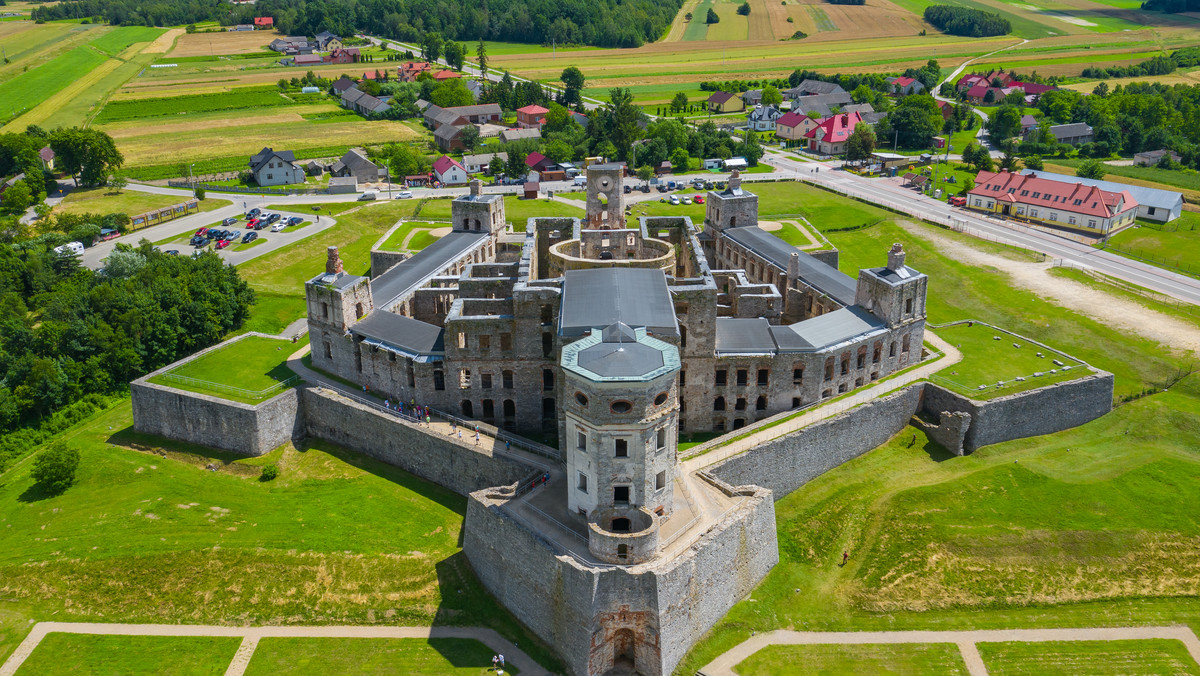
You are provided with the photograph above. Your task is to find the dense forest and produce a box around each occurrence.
[31,0,684,47]
[923,6,1011,37]
[0,241,255,467]
[1140,0,1200,12]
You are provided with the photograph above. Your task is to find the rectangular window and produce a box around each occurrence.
[841,358,849,376]
[433,370,445,391]
[715,369,727,386]
[792,397,801,409]
[905,298,913,314]
[792,368,803,385]
[459,369,471,388]
[479,334,491,350]
[856,353,866,369]
[577,472,588,493]
[679,370,686,387]
[1088,220,1097,228]
[1049,212,1057,222]
[457,332,466,349]
[576,429,586,451]
[736,369,748,386]
[615,439,628,457]
[655,471,666,491]
[503,371,513,388]
[481,372,492,389]
[757,369,768,386]
[1030,209,1038,218]
[613,486,630,503]
[656,428,666,451]
[500,333,512,350]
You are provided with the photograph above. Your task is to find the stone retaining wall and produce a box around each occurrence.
[130,380,302,457]
[299,387,531,495]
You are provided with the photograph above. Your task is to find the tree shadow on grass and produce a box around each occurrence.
[17,481,60,503]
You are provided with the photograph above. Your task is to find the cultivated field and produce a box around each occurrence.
[169,28,283,57]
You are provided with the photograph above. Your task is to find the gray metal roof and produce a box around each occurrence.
[863,265,923,285]
[777,306,885,351]
[724,226,858,306]
[1020,170,1183,212]
[715,318,777,354]
[371,230,488,308]
[559,268,678,338]
[577,341,665,377]
[561,326,680,382]
[351,311,445,356]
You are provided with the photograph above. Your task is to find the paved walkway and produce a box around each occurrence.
[681,331,962,473]
[0,622,546,676]
[700,626,1200,676]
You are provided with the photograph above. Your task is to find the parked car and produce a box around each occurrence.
[716,181,727,190]
[195,227,208,237]
[222,217,238,226]
[193,239,209,249]
[682,197,692,205]
[358,191,377,201]
[247,208,261,218]
[215,239,231,249]
[694,195,705,204]
[271,222,286,232]
[245,218,259,229]
[287,216,303,225]
[667,181,676,190]
[164,249,180,256]
[265,213,280,224]
[704,181,715,190]
[224,230,240,241]
[623,185,631,194]
[641,185,650,193]
[669,195,680,205]
[206,229,223,240]
[656,184,669,193]
[190,235,206,246]
[242,231,258,244]
[395,190,413,199]
[949,195,966,207]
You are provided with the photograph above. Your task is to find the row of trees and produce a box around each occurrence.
[923,6,1011,37]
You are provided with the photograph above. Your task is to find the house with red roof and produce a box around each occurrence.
[517,104,549,129]
[432,155,469,185]
[803,112,863,155]
[885,75,925,95]
[706,91,744,114]
[967,169,1139,236]
[935,100,955,121]
[956,69,1056,105]
[434,70,462,81]
[398,62,431,82]
[774,111,820,143]
[325,47,360,64]
[254,16,273,27]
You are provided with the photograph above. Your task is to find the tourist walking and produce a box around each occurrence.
[841,550,849,567]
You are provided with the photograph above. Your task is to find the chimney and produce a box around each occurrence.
[470,178,482,196]
[886,243,906,272]
[787,252,800,284]
[326,246,344,276]
[728,169,741,192]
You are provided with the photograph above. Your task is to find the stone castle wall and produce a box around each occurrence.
[130,381,302,457]
[300,387,531,495]
[369,249,409,278]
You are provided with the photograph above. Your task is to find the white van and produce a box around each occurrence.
[54,241,85,257]
[572,176,586,187]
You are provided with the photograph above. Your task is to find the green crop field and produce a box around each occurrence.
[734,643,969,675]
[245,637,519,675]
[978,639,1200,675]
[0,45,108,121]
[15,633,242,676]
[807,7,838,32]
[147,335,301,403]
[0,402,562,671]
[96,86,302,123]
[89,26,165,56]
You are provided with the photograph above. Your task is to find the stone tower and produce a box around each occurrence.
[305,246,373,370]
[452,179,506,234]
[560,323,680,565]
[704,170,758,232]
[854,243,928,328]
[585,164,624,228]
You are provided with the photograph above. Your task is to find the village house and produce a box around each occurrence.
[1023,169,1184,223]
[885,76,925,95]
[330,148,385,183]
[1134,149,1182,166]
[398,61,431,82]
[434,70,461,81]
[775,111,820,143]
[462,152,508,174]
[788,91,854,118]
[341,87,391,116]
[741,89,763,106]
[1020,115,1038,135]
[432,155,469,185]
[500,128,541,144]
[269,36,311,53]
[248,147,305,186]
[331,76,356,94]
[516,104,549,129]
[38,147,54,171]
[804,112,863,155]
[968,169,1139,235]
[784,79,845,100]
[314,30,342,51]
[747,104,783,132]
[254,17,273,28]
[707,91,745,114]
[423,103,502,130]
[935,100,955,122]
[956,69,1056,105]
[1024,122,1093,146]
[325,47,360,64]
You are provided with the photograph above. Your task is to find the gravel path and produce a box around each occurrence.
[0,623,546,676]
[700,626,1200,676]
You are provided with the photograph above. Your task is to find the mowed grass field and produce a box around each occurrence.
[1104,212,1200,273]
[147,335,301,403]
[244,637,519,675]
[977,639,1200,675]
[15,634,242,676]
[734,643,970,675]
[54,187,230,217]
[0,401,562,671]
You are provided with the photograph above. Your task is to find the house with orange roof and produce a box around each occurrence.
[516,104,549,129]
[967,169,1139,236]
[398,61,431,82]
[434,70,462,81]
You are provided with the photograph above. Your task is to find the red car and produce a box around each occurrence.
[948,196,966,207]
[195,227,208,237]
[246,218,259,229]
[215,239,231,249]
[694,195,705,204]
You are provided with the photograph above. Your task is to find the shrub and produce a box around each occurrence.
[195,187,206,200]
[31,441,81,495]
[737,2,751,14]
[706,7,720,22]
[260,464,279,482]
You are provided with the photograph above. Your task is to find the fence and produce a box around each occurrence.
[165,181,325,196]
[159,373,299,400]
[1097,241,1199,278]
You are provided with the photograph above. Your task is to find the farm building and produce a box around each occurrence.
[1021,169,1184,223]
[328,176,358,194]
[968,169,1139,236]
[331,149,385,183]
[341,87,391,116]
[434,124,471,152]
[788,92,853,118]
[1024,123,1093,146]
[500,128,541,144]
[462,152,508,174]
[1134,149,1182,166]
[784,80,845,100]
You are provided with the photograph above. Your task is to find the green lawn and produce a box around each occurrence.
[15,633,241,676]
[245,637,518,675]
[1103,212,1200,275]
[147,335,301,403]
[0,400,562,671]
[977,639,1200,675]
[415,195,583,231]
[931,322,1087,398]
[734,642,969,675]
[56,188,230,218]
[378,221,448,251]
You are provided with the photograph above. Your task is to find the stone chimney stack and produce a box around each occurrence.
[728,169,741,192]
[887,242,906,272]
[326,246,344,275]
[787,252,799,285]
[469,178,482,196]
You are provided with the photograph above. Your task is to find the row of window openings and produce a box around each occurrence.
[576,430,668,455]
[710,340,905,387]
[714,377,876,412]
[456,332,513,351]
[576,473,667,496]
[451,369,557,391]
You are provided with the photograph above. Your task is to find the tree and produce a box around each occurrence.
[761,85,783,107]
[488,155,506,177]
[607,87,641,162]
[1024,155,1044,170]
[430,78,474,107]
[685,11,693,20]
[108,175,127,193]
[48,127,123,188]
[1077,159,1106,180]
[671,92,689,113]
[506,150,527,179]
[543,138,574,164]
[459,124,481,152]
[882,95,942,148]
[444,41,464,70]
[260,464,279,481]
[195,187,206,200]
[420,32,442,63]
[737,1,751,14]
[476,38,488,76]
[1,181,31,214]
[30,441,80,495]
[844,124,876,163]
[561,66,585,107]
[986,104,1024,141]
[670,147,690,172]
[706,7,720,23]
[637,164,654,182]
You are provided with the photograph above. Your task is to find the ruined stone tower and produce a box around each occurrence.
[584,164,624,228]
